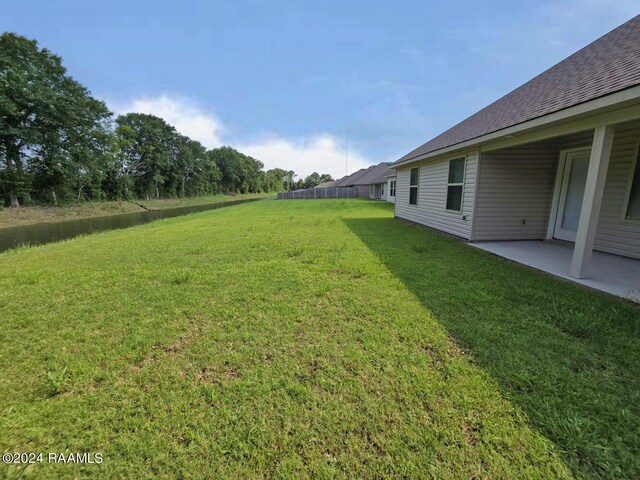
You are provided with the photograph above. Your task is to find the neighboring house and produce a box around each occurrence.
[329,167,373,197]
[329,163,395,199]
[387,173,397,204]
[352,163,395,200]
[391,15,640,291]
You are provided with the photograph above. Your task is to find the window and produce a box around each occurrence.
[446,157,465,212]
[409,168,419,205]
[625,147,640,221]
[390,180,396,197]
[370,184,374,196]
[381,184,384,196]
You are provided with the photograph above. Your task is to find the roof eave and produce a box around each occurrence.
[392,84,640,168]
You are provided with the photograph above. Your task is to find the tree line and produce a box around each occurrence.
[0,33,332,208]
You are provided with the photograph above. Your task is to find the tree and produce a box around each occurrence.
[298,172,333,189]
[209,146,265,194]
[175,136,221,196]
[303,172,322,188]
[284,171,296,191]
[1,33,294,205]
[114,113,179,200]
[319,173,334,184]
[265,168,287,192]
[30,80,112,204]
[0,32,111,207]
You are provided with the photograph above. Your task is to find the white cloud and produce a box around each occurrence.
[238,135,371,180]
[111,94,224,149]
[109,94,373,179]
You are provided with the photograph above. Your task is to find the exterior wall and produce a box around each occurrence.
[395,150,478,239]
[593,121,640,258]
[352,185,369,198]
[387,177,396,203]
[472,144,559,240]
[471,121,640,259]
[378,183,387,201]
[365,183,386,200]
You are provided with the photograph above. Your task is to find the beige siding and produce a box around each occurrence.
[593,121,640,259]
[394,150,478,239]
[353,185,369,198]
[387,177,396,203]
[379,183,388,201]
[471,121,640,259]
[473,144,559,240]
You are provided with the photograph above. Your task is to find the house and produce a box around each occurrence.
[329,167,372,197]
[386,173,397,204]
[328,162,395,199]
[351,163,395,200]
[392,15,640,300]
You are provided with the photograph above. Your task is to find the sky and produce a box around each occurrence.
[2,1,638,179]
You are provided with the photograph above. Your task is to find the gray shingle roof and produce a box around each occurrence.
[350,163,395,185]
[331,166,373,187]
[397,15,640,163]
[328,163,396,187]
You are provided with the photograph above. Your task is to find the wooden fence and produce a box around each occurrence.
[277,187,356,199]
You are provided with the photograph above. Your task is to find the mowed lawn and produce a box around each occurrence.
[0,199,638,479]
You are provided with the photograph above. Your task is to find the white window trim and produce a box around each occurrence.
[409,168,419,206]
[621,140,640,225]
[390,180,396,197]
[446,156,466,213]
[546,146,592,239]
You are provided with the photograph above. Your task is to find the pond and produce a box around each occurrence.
[0,197,264,253]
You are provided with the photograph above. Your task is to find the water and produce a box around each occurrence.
[0,198,264,253]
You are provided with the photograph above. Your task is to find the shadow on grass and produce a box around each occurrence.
[344,216,640,480]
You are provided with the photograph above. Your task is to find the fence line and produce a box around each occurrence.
[277,187,356,199]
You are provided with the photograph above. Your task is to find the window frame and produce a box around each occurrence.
[390,179,396,197]
[409,168,419,205]
[622,140,640,224]
[445,157,466,213]
[370,184,374,196]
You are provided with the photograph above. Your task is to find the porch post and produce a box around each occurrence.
[569,124,614,279]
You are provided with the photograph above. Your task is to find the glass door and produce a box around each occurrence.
[554,149,590,242]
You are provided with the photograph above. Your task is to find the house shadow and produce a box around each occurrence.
[343,216,640,478]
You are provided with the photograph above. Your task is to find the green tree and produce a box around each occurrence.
[114,113,179,200]
[284,170,296,191]
[0,32,111,207]
[175,136,221,196]
[303,172,322,188]
[265,168,287,192]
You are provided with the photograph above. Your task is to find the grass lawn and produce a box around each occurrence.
[0,199,638,479]
[0,193,267,228]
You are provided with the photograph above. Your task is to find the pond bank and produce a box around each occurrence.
[0,197,265,252]
[0,194,267,229]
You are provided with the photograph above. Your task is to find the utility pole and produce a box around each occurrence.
[345,76,349,175]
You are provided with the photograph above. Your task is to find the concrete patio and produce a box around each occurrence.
[471,241,640,303]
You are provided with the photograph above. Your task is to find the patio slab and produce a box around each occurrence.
[470,241,640,303]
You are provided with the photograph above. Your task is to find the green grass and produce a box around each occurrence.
[0,199,638,479]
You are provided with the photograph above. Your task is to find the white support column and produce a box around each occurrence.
[569,124,614,279]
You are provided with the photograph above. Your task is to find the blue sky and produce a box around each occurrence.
[2,1,638,177]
